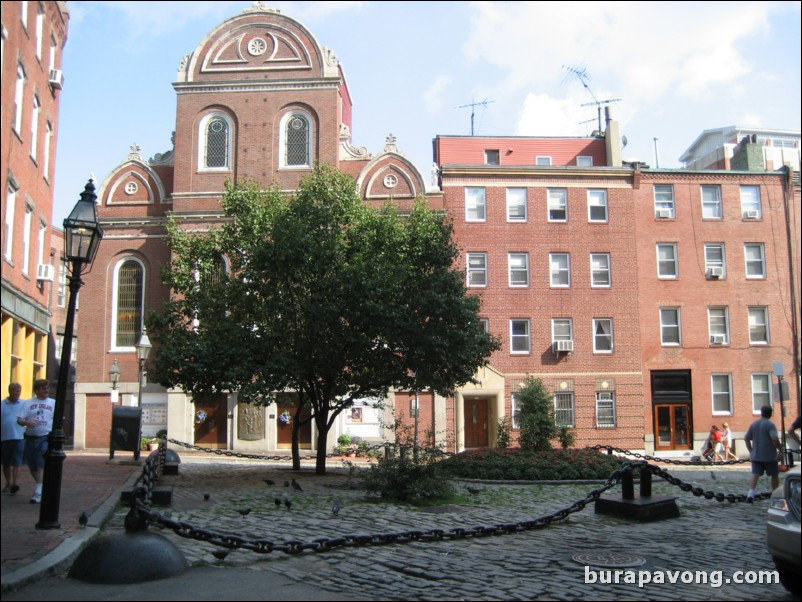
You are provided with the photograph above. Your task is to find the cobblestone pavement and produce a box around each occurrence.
[3,453,799,601]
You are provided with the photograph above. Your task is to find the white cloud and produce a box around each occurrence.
[424,75,453,113]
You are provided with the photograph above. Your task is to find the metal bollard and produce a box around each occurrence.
[621,470,634,500]
[639,468,652,497]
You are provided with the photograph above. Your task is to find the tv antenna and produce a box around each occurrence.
[563,65,621,132]
[456,98,494,136]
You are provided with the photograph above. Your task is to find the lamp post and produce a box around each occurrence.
[136,328,151,407]
[109,359,120,403]
[37,180,103,529]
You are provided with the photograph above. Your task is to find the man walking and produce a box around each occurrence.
[1,383,25,493]
[17,379,55,504]
[743,405,783,502]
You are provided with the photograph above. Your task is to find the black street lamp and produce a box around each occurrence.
[109,359,120,390]
[136,329,152,406]
[37,180,103,529]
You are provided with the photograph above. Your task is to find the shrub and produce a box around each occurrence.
[362,454,454,502]
[557,426,575,449]
[496,417,511,449]
[516,377,558,452]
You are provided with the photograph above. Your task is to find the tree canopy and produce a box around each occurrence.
[148,165,499,473]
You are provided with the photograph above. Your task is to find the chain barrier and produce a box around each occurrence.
[587,444,748,466]
[126,451,766,558]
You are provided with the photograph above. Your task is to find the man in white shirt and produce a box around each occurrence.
[1,382,25,493]
[18,379,55,504]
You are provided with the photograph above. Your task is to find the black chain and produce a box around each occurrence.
[130,458,765,557]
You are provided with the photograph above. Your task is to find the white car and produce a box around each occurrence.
[766,463,801,596]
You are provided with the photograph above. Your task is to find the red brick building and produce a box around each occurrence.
[1,1,69,399]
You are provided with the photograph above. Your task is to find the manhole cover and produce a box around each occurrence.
[572,552,647,568]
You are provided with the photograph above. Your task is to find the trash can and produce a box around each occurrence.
[109,406,143,460]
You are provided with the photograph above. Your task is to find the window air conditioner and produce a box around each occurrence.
[710,334,727,345]
[553,340,574,353]
[48,69,64,90]
[707,266,724,278]
[656,209,672,219]
[743,210,759,219]
[597,391,613,401]
[36,264,55,282]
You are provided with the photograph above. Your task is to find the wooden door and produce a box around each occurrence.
[464,397,488,448]
[194,393,227,448]
[276,393,312,449]
[654,404,691,450]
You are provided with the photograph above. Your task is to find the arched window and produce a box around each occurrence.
[280,111,314,169]
[112,259,144,349]
[198,112,233,171]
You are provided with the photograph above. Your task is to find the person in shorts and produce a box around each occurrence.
[1,383,25,493]
[743,405,783,502]
[18,380,55,504]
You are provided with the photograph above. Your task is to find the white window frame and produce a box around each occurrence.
[656,243,678,279]
[280,110,314,169]
[551,318,573,344]
[701,185,722,219]
[547,189,567,222]
[510,319,531,354]
[465,187,486,222]
[704,243,726,278]
[751,373,772,414]
[21,1,29,29]
[479,318,489,334]
[587,189,608,222]
[744,243,766,279]
[576,156,593,167]
[43,122,53,180]
[49,35,57,73]
[511,394,521,429]
[506,188,527,222]
[595,392,616,427]
[748,306,769,344]
[740,185,761,219]
[554,392,574,427]
[22,205,33,275]
[590,253,611,288]
[660,308,681,346]
[485,149,500,165]
[14,64,25,134]
[110,257,146,352]
[198,112,234,172]
[711,373,733,415]
[550,253,570,288]
[653,184,675,218]
[707,306,729,345]
[536,156,552,166]
[57,258,67,308]
[35,3,43,60]
[4,183,17,261]
[37,221,46,271]
[466,253,487,287]
[593,318,614,353]
[30,95,40,161]
[508,253,529,287]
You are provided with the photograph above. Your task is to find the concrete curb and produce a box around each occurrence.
[0,467,142,594]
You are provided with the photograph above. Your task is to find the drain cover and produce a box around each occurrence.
[572,552,647,568]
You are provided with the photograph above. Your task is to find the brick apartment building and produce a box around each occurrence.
[71,4,799,456]
[1,1,69,399]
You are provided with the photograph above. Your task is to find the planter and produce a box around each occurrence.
[148,443,159,451]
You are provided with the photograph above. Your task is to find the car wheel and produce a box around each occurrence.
[772,556,801,597]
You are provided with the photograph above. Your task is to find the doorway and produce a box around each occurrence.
[193,392,228,448]
[654,404,691,450]
[463,396,488,448]
[276,393,312,449]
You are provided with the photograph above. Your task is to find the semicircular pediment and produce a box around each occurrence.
[201,25,311,74]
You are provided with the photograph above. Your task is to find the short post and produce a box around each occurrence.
[621,470,634,500]
[639,468,652,497]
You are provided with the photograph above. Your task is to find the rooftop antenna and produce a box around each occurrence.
[563,65,621,132]
[456,98,494,136]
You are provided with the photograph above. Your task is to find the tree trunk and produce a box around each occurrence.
[291,418,301,471]
[314,407,330,475]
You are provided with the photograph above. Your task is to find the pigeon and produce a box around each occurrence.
[284,498,292,510]
[237,508,251,517]
[262,479,275,486]
[203,493,211,501]
[274,497,282,509]
[710,471,717,481]
[212,549,230,561]
[284,480,290,487]
[467,486,483,495]
[291,478,303,492]
[332,498,342,515]
[78,511,89,527]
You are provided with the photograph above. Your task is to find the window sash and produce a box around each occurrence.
[506,188,527,221]
[466,253,487,287]
[591,253,610,287]
[466,188,486,221]
[552,319,572,341]
[554,392,574,427]
[712,374,732,414]
[704,244,725,271]
[595,393,616,427]
[550,253,570,287]
[510,320,530,353]
[707,307,729,342]
[206,118,229,168]
[657,244,677,278]
[701,185,722,218]
[751,374,771,413]
[547,189,567,221]
[593,318,613,352]
[654,185,675,216]
[508,253,529,287]
[748,307,769,343]
[587,190,608,222]
[744,244,765,278]
[115,261,144,348]
[660,308,680,345]
[740,185,761,217]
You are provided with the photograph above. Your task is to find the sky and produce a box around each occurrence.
[52,1,801,223]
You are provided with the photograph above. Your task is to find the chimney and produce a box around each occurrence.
[604,106,621,167]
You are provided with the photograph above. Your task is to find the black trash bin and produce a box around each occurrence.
[110,406,143,460]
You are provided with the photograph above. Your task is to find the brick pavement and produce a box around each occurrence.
[1,451,799,601]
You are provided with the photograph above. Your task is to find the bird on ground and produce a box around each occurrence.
[467,486,483,495]
[710,471,717,481]
[274,497,282,509]
[262,479,275,486]
[212,549,230,561]
[284,498,292,510]
[237,508,251,517]
[78,511,89,527]
[291,478,303,492]
[332,498,342,516]
[203,493,210,501]
[284,480,290,487]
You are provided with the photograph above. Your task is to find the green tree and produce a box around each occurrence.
[516,377,558,452]
[148,166,498,473]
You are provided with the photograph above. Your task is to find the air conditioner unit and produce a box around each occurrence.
[48,69,64,90]
[36,263,55,282]
[553,340,574,353]
[710,334,727,345]
[707,266,724,278]
[597,391,613,401]
[743,210,759,219]
[656,209,672,219]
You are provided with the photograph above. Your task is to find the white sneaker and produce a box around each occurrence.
[30,494,41,504]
